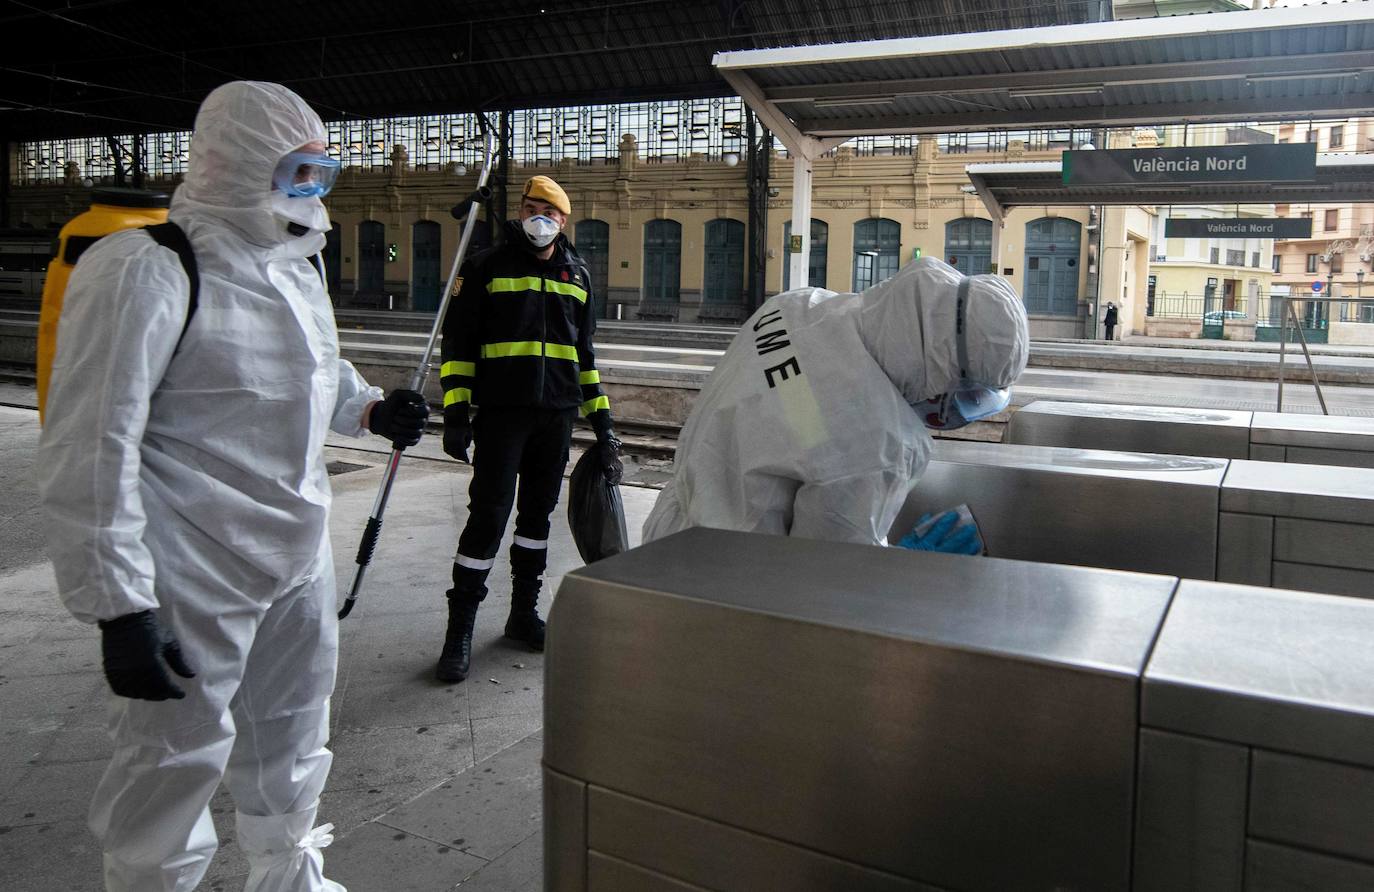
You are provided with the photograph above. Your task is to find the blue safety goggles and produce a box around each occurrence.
[272,151,341,198]
[918,276,1013,431]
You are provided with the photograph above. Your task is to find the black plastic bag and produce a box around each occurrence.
[568,446,630,563]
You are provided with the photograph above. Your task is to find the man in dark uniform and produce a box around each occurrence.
[1103,302,1119,341]
[436,175,622,682]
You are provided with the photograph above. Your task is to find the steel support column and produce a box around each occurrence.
[0,138,10,228]
[132,133,144,190]
[789,156,812,290]
[719,67,842,292]
[107,136,126,186]
[746,109,770,312]
[490,110,512,245]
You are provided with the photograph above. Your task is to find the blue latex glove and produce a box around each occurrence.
[898,510,983,555]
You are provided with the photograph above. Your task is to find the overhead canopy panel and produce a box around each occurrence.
[715,4,1374,142]
[0,0,1105,141]
[964,154,1374,214]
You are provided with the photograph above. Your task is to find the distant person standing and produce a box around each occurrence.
[1103,302,1119,341]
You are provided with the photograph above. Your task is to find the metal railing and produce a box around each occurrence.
[1146,291,1246,320]
[1274,296,1374,414]
[1147,292,1374,328]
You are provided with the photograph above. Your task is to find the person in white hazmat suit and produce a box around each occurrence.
[36,81,428,892]
[642,258,1029,547]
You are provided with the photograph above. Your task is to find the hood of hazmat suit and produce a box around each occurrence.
[642,258,1028,546]
[39,79,379,621]
[37,81,374,890]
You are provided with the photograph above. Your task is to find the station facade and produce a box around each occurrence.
[15,122,1374,345]
[10,114,1374,345]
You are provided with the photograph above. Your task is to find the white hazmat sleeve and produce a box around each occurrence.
[37,233,190,623]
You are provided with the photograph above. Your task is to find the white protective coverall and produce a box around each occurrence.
[642,258,1028,546]
[36,81,378,892]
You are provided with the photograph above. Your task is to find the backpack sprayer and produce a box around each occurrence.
[338,125,498,620]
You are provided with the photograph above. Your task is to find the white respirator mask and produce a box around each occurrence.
[522,214,560,248]
[269,190,328,234]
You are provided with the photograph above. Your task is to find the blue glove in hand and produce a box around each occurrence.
[898,510,983,555]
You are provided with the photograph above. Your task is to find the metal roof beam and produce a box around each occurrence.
[713,3,1370,71]
[767,51,1374,103]
[964,170,1005,223]
[719,67,842,160]
[797,96,1374,137]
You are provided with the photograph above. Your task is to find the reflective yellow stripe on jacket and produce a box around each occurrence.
[481,341,579,361]
[487,276,587,304]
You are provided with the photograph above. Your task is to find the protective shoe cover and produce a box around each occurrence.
[642,258,1028,546]
[238,802,345,892]
[37,81,372,891]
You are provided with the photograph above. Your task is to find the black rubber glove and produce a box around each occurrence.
[443,404,472,463]
[97,610,197,701]
[597,431,624,485]
[370,389,429,449]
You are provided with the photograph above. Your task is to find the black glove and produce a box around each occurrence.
[597,431,624,485]
[370,389,429,449]
[443,404,472,462]
[97,610,197,701]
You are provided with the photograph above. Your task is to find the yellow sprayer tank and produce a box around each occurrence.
[37,188,170,421]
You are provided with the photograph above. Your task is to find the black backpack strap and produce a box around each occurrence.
[308,252,330,291]
[143,221,199,354]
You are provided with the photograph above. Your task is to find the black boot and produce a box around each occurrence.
[504,578,545,651]
[506,540,548,651]
[437,567,487,682]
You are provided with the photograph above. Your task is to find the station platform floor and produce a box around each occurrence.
[0,400,660,891]
[3,345,1374,890]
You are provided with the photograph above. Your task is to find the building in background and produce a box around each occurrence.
[8,106,1370,344]
[1271,120,1374,345]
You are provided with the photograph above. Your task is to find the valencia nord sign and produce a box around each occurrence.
[1163,218,1314,239]
[1063,144,1317,186]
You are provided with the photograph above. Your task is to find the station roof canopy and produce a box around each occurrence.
[963,154,1374,215]
[715,4,1374,148]
[0,0,1107,141]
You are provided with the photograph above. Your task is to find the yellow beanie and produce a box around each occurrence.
[523,175,571,216]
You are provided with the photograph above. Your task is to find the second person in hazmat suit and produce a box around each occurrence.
[642,258,1028,547]
[37,81,428,892]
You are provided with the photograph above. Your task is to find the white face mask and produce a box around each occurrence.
[269,190,329,234]
[522,214,560,248]
[266,191,328,257]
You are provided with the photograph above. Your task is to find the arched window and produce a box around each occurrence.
[643,219,681,305]
[782,219,828,291]
[944,218,993,275]
[1023,218,1082,315]
[357,220,385,296]
[411,220,441,312]
[703,219,746,306]
[322,222,342,300]
[853,218,900,290]
[575,219,610,319]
